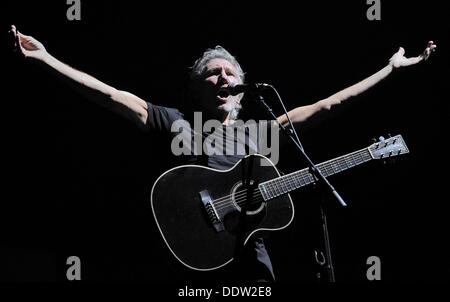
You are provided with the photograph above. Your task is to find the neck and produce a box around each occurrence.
[222,112,233,126]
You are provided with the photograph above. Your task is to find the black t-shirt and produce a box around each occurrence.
[146,103,276,167]
[146,102,276,281]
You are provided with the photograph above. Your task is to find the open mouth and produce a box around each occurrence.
[216,87,230,103]
[217,87,230,98]
[216,95,228,104]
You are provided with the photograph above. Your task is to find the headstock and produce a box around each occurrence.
[368,135,409,160]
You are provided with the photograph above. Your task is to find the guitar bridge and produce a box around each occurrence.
[199,190,224,232]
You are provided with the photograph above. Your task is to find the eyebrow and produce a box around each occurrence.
[206,66,237,76]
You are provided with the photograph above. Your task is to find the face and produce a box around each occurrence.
[195,58,243,122]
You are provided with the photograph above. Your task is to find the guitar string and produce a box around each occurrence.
[213,182,293,212]
[211,148,370,208]
[213,173,303,210]
[214,191,264,213]
[211,165,314,208]
[211,150,372,212]
[213,169,333,211]
[211,147,398,216]
[212,155,354,209]
[214,173,304,212]
[213,165,332,212]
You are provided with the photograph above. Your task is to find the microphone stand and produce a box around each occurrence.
[249,89,346,282]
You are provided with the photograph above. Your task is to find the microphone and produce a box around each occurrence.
[218,83,270,97]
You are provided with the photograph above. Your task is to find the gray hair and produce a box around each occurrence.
[190,46,245,120]
[190,45,245,83]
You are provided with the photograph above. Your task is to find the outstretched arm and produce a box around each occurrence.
[277,41,437,126]
[9,25,149,128]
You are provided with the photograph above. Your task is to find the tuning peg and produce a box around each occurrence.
[387,133,392,138]
[372,138,377,143]
[379,136,385,142]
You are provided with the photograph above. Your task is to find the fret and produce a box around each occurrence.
[341,157,349,169]
[287,174,295,191]
[329,163,336,174]
[272,182,279,196]
[341,156,349,168]
[269,183,276,198]
[260,148,374,201]
[272,182,278,197]
[293,172,302,188]
[267,182,275,198]
[318,163,331,178]
[336,160,344,172]
[283,175,290,193]
[299,169,310,185]
[348,155,355,167]
[297,170,306,186]
[335,160,342,172]
[340,156,349,170]
[302,169,315,185]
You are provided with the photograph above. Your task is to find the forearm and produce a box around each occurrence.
[277,103,321,126]
[42,53,118,101]
[39,53,148,125]
[278,64,395,126]
[320,64,394,110]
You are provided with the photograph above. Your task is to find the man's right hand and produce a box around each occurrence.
[9,25,48,61]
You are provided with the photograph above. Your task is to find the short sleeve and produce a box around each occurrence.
[145,102,184,132]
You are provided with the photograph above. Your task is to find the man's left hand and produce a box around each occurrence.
[389,41,437,68]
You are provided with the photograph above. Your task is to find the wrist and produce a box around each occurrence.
[39,51,53,64]
[385,63,396,75]
[388,59,398,69]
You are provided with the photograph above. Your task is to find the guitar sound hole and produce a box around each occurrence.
[230,181,265,215]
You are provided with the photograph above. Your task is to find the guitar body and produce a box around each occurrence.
[151,154,294,271]
[151,135,409,271]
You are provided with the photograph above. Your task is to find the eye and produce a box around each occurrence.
[204,69,221,77]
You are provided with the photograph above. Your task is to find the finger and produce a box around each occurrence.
[427,41,434,47]
[16,31,21,48]
[398,47,405,56]
[17,31,31,46]
[15,32,27,57]
[8,25,17,38]
[424,45,437,59]
[8,27,17,49]
[17,31,32,40]
[17,31,26,40]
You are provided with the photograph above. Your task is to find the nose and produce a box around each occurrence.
[217,68,231,85]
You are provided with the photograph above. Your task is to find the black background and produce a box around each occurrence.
[0,1,448,283]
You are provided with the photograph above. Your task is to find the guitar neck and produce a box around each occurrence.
[259,148,373,200]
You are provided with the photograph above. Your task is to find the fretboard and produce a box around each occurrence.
[259,148,372,200]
